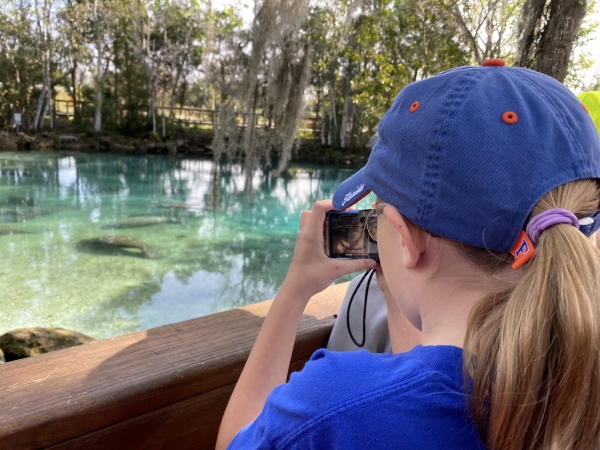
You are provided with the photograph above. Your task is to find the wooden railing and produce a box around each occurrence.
[0,282,348,450]
[52,99,320,132]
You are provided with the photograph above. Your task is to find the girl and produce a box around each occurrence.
[217,60,600,449]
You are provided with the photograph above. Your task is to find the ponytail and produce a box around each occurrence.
[462,180,600,450]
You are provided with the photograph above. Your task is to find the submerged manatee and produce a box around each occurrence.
[101,216,179,229]
[76,235,163,259]
[0,225,38,235]
[158,203,202,210]
[0,208,52,223]
[0,208,24,222]
[6,196,37,207]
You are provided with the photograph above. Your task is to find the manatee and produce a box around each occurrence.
[76,235,161,259]
[0,225,38,235]
[6,196,36,207]
[0,208,22,216]
[101,216,178,229]
[158,203,202,210]
[0,208,25,222]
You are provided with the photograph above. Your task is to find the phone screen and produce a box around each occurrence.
[324,210,379,259]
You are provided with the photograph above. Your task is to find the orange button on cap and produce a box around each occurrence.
[482,58,505,67]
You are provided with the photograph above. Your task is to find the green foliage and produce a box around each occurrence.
[0,0,597,160]
[0,0,44,129]
[305,0,471,148]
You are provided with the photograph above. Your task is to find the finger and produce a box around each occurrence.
[305,199,334,229]
[299,210,311,230]
[333,258,377,278]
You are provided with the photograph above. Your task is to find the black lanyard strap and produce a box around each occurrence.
[346,268,376,348]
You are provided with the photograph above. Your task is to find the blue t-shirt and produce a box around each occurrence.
[229,345,485,449]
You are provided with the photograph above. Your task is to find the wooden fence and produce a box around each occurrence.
[0,282,348,449]
[53,99,320,133]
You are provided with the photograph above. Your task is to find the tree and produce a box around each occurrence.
[0,0,41,130]
[452,0,522,64]
[211,0,312,178]
[515,0,590,82]
[306,0,471,149]
[55,0,91,128]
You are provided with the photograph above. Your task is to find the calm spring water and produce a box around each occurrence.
[0,152,374,339]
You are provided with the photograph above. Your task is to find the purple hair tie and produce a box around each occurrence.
[525,208,579,245]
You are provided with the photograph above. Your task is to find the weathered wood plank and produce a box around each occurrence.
[45,358,311,450]
[0,282,348,449]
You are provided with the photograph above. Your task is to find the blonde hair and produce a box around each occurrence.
[461,180,600,450]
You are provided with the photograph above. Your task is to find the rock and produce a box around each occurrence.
[0,327,96,361]
[58,134,77,142]
[16,134,35,150]
[110,143,136,153]
[165,141,178,155]
[139,142,155,154]
[86,140,101,151]
[62,142,85,151]
[0,136,18,151]
[31,138,54,151]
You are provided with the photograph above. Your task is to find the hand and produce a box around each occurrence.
[281,200,377,299]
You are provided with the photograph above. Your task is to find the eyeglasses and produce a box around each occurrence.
[361,202,386,244]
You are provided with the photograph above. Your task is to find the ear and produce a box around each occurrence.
[383,206,426,269]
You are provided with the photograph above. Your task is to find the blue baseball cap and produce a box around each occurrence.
[332,60,600,252]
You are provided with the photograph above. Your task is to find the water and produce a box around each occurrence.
[0,152,374,339]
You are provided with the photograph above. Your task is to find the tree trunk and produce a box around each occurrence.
[515,0,547,67]
[515,0,587,82]
[40,95,48,129]
[31,85,46,131]
[340,91,351,148]
[535,0,587,82]
[45,48,53,129]
[328,87,336,146]
[161,90,166,140]
[114,38,119,127]
[321,92,326,146]
[151,85,157,137]
[43,0,53,130]
[244,85,259,191]
[93,0,103,133]
[71,64,78,124]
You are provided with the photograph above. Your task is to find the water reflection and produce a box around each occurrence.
[0,152,373,339]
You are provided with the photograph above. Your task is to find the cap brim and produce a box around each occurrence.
[332,168,371,210]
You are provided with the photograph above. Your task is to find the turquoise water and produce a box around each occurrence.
[0,152,374,339]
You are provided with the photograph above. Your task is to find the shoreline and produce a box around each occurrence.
[0,130,371,169]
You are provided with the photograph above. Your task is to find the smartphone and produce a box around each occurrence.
[324,210,379,259]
